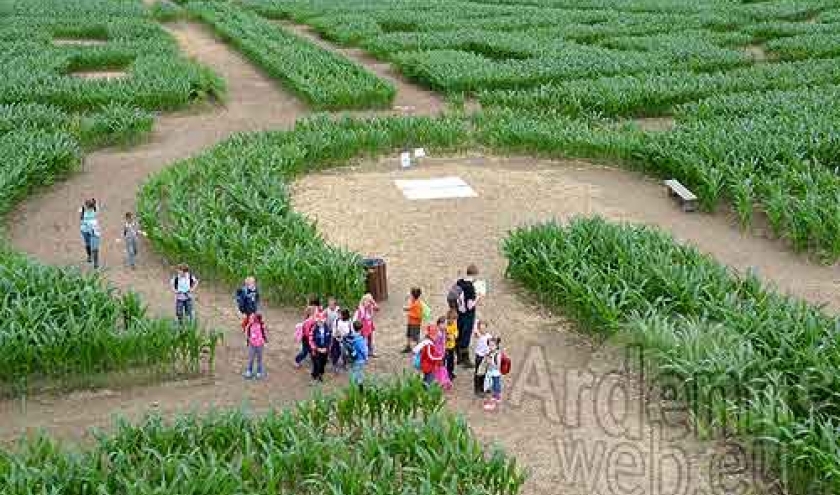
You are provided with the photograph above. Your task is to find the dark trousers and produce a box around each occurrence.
[295,340,311,364]
[330,338,343,367]
[456,311,476,350]
[474,354,486,395]
[312,351,328,381]
[445,349,456,379]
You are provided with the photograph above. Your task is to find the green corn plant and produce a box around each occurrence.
[504,217,840,494]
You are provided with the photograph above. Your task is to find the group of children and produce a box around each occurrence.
[292,294,374,389]
[404,284,508,411]
[78,198,143,270]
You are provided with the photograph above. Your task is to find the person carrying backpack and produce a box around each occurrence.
[345,320,369,391]
[402,287,424,353]
[414,324,444,389]
[235,276,260,332]
[171,264,198,325]
[243,313,268,380]
[480,337,509,411]
[454,264,480,368]
[309,313,332,383]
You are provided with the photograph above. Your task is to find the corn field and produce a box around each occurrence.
[0,377,526,494]
[0,0,224,393]
[188,1,395,110]
[504,217,840,494]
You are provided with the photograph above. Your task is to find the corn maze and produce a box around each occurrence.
[2,0,840,493]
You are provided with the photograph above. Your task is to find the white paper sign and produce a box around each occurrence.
[400,152,411,168]
[394,177,477,200]
[413,148,426,158]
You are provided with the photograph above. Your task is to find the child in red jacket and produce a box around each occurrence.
[416,323,444,388]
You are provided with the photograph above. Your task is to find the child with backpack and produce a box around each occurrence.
[236,276,260,335]
[294,307,316,368]
[309,313,332,383]
[402,287,424,353]
[345,320,369,391]
[331,308,352,372]
[445,309,459,380]
[473,320,492,397]
[480,337,510,411]
[171,264,198,325]
[243,313,268,379]
[414,322,445,389]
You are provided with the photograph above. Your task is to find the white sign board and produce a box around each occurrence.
[394,177,477,200]
[400,152,412,168]
[413,148,426,158]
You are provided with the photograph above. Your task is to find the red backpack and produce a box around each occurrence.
[500,352,511,376]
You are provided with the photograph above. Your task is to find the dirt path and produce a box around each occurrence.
[0,18,454,444]
[1,14,828,495]
[289,155,840,494]
[275,20,447,115]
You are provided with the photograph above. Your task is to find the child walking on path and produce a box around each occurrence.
[480,337,504,411]
[122,212,142,269]
[346,320,369,391]
[294,307,316,367]
[402,287,423,353]
[445,309,459,380]
[415,324,444,389]
[79,198,98,266]
[354,293,379,358]
[236,276,260,331]
[432,317,452,390]
[309,314,332,382]
[332,308,352,371]
[243,313,267,379]
[171,264,198,325]
[473,320,492,397]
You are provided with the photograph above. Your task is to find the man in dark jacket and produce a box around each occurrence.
[456,264,480,368]
[235,276,260,331]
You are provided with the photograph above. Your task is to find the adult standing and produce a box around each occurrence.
[171,264,199,325]
[79,198,100,268]
[455,264,480,368]
[235,276,260,330]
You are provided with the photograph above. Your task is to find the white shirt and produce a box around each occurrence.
[475,333,492,357]
[334,319,352,339]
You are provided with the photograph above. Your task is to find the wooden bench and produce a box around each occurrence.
[664,179,698,212]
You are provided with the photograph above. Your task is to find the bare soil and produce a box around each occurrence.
[632,116,675,132]
[3,15,835,495]
[745,44,769,62]
[53,38,107,46]
[70,70,128,80]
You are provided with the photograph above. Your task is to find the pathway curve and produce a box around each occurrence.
[1,18,447,443]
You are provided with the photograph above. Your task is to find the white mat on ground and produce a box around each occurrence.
[394,177,477,200]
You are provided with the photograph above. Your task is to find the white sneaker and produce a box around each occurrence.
[243,371,252,379]
[256,373,263,380]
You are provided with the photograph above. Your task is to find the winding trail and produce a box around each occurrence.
[1,14,836,495]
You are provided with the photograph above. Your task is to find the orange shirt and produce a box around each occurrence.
[407,298,422,325]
